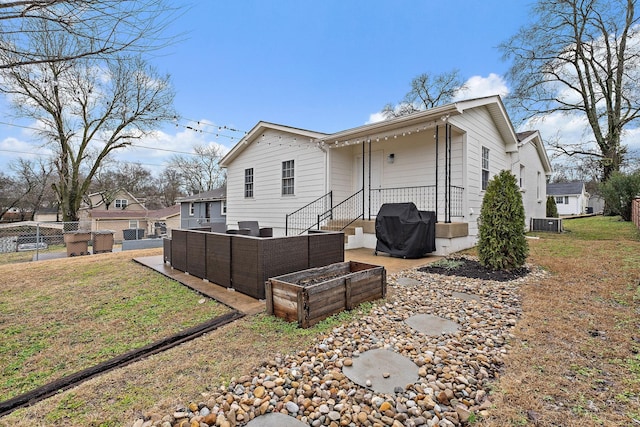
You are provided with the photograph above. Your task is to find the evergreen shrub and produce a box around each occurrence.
[477,170,528,270]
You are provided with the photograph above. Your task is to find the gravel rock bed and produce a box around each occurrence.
[133,264,547,427]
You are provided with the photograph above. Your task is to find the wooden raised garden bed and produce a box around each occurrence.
[266,261,386,328]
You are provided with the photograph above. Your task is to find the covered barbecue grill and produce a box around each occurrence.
[375,202,436,258]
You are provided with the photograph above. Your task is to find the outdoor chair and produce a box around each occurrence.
[210,222,227,233]
[238,221,273,237]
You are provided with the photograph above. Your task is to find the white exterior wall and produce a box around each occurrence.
[556,194,587,215]
[517,141,548,226]
[225,129,327,236]
[451,108,510,238]
[328,146,356,203]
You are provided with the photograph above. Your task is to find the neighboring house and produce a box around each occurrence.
[33,207,59,222]
[220,95,552,255]
[547,181,590,216]
[79,189,146,219]
[177,185,226,229]
[89,204,180,241]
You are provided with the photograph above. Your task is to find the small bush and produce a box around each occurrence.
[477,170,529,270]
[600,171,640,221]
[546,195,559,218]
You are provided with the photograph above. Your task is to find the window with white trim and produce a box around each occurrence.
[555,196,569,204]
[221,200,227,215]
[481,146,490,191]
[115,199,128,209]
[282,160,294,195]
[520,165,525,188]
[189,202,194,216]
[129,220,138,228]
[244,168,254,198]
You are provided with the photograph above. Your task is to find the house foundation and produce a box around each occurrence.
[343,220,473,257]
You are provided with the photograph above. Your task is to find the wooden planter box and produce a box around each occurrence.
[266,261,386,328]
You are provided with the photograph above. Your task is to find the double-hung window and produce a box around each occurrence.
[282,160,294,195]
[481,146,490,191]
[244,168,254,198]
[115,199,128,209]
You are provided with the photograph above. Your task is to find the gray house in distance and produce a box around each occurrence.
[177,185,226,229]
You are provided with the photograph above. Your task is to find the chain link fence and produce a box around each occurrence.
[0,219,171,263]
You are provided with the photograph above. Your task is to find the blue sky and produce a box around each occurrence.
[0,1,569,172]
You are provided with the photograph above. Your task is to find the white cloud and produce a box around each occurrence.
[366,111,386,124]
[110,120,235,174]
[0,137,52,168]
[366,73,511,124]
[454,73,510,101]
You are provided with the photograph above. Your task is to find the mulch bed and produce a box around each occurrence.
[418,257,530,282]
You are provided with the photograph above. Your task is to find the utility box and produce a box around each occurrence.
[531,218,563,233]
[92,231,114,253]
[63,231,91,256]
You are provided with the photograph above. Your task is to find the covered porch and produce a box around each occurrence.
[286,117,473,256]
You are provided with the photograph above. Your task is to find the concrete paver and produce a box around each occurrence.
[245,412,308,427]
[405,313,460,335]
[342,348,419,395]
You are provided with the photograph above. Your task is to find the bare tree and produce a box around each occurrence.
[168,144,226,194]
[0,0,179,69]
[157,167,184,207]
[0,172,22,219]
[500,0,640,181]
[383,69,467,119]
[0,158,54,220]
[91,162,156,209]
[11,158,55,219]
[0,23,176,221]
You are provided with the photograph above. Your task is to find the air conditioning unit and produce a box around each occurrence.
[530,218,563,233]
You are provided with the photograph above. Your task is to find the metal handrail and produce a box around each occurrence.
[285,191,332,235]
[317,189,364,231]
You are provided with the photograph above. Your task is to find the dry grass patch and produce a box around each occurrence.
[0,249,230,402]
[1,217,639,426]
[480,216,640,427]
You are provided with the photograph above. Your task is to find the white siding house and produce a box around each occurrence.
[547,181,590,216]
[220,95,553,255]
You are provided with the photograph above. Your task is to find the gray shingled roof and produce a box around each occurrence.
[547,181,585,196]
[177,185,226,202]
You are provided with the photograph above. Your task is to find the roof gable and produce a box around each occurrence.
[517,130,553,175]
[547,181,586,196]
[220,122,327,167]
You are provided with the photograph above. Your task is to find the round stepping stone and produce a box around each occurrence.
[342,348,419,394]
[245,412,308,427]
[405,313,460,335]
[452,291,481,302]
[396,277,421,286]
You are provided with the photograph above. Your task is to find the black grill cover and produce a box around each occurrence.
[375,203,436,258]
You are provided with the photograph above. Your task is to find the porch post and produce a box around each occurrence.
[367,139,372,220]
[435,125,439,223]
[362,141,366,220]
[447,123,452,223]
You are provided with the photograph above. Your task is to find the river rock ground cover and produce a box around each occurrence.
[133,260,546,427]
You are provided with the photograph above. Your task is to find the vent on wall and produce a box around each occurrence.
[530,218,563,233]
